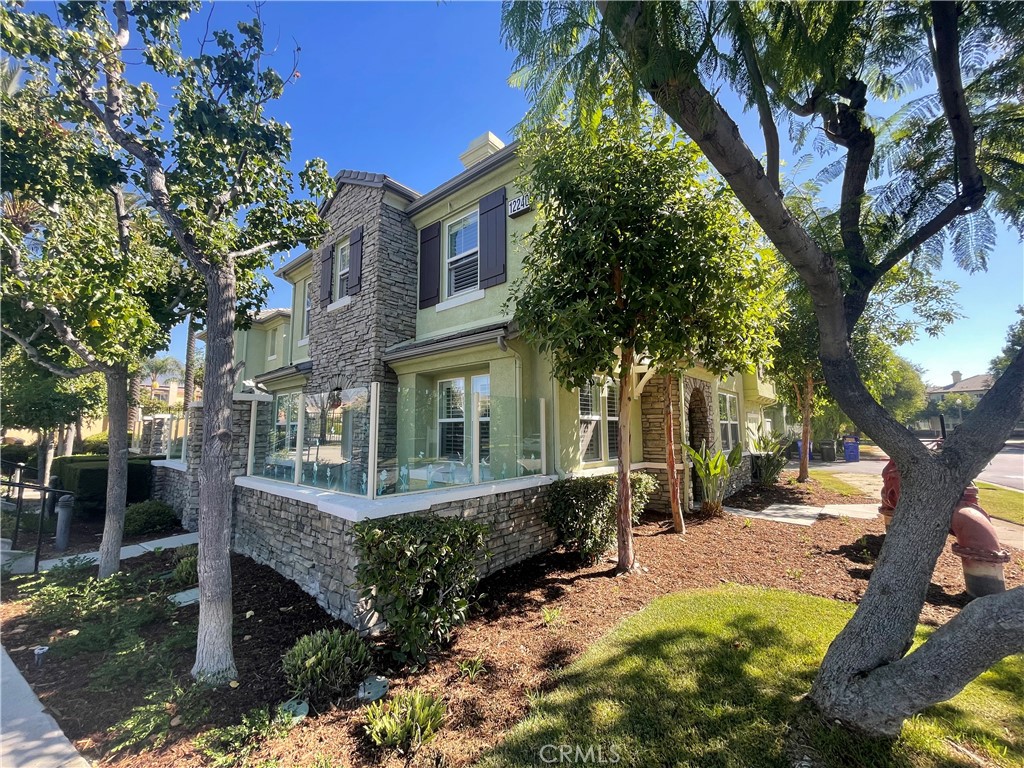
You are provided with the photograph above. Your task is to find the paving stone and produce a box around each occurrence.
[820,503,879,520]
[168,587,200,606]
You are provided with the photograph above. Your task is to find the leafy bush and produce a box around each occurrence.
[354,515,488,665]
[364,690,446,755]
[58,458,155,516]
[750,428,792,487]
[108,681,210,755]
[172,554,198,587]
[124,500,179,537]
[0,442,35,466]
[81,431,115,454]
[544,472,658,562]
[194,706,292,767]
[282,628,374,708]
[687,441,742,516]
[30,571,137,624]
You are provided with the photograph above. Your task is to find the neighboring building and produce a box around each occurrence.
[925,370,993,402]
[153,132,777,629]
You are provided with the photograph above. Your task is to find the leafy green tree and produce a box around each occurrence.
[937,392,977,424]
[0,347,105,482]
[880,357,927,426]
[2,1,331,682]
[503,0,1024,735]
[990,306,1024,379]
[509,103,779,571]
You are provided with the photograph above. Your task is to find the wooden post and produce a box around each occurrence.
[664,374,684,533]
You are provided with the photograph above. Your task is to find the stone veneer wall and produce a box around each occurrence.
[152,398,269,531]
[231,481,557,630]
[307,183,419,479]
[640,375,684,514]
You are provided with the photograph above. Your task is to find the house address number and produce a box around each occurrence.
[507,193,532,218]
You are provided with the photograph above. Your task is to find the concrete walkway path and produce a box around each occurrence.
[37,531,197,572]
[1,648,90,768]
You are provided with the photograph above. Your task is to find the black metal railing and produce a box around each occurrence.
[1,474,72,574]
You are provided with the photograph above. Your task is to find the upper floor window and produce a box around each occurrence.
[719,392,740,451]
[267,327,278,360]
[579,380,602,462]
[334,241,351,298]
[446,210,479,297]
[301,278,312,340]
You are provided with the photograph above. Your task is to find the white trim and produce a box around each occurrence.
[233,392,273,402]
[152,459,186,471]
[293,392,306,485]
[234,473,556,523]
[297,337,309,347]
[246,399,258,477]
[434,288,485,313]
[326,295,352,313]
[368,381,380,500]
[267,355,278,361]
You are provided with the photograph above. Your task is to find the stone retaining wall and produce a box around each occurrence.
[230,480,557,630]
[152,465,191,524]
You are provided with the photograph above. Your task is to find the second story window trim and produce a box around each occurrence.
[267,327,278,361]
[300,278,312,345]
[334,240,351,299]
[446,209,479,299]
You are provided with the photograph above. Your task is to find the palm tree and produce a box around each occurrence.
[141,355,185,391]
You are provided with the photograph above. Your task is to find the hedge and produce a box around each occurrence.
[60,458,157,516]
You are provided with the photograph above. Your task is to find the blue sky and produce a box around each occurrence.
[167,1,1023,387]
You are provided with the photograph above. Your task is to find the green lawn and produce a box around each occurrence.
[806,469,866,497]
[479,586,1023,768]
[976,481,1024,526]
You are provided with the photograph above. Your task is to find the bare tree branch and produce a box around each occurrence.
[0,326,92,378]
[225,240,281,260]
[931,1,985,208]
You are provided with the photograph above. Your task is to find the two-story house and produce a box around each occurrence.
[153,132,777,629]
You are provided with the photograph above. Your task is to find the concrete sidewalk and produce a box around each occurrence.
[38,531,198,572]
[1,648,90,768]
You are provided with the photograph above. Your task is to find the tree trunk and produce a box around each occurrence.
[615,348,637,572]
[97,365,130,578]
[38,429,55,489]
[127,374,141,437]
[191,266,238,683]
[183,315,197,408]
[73,414,84,454]
[798,376,813,482]
[664,374,683,533]
[60,424,74,457]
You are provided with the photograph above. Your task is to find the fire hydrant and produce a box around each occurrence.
[878,459,1010,598]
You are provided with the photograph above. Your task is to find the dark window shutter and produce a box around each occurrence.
[479,186,507,289]
[347,226,363,296]
[418,221,442,309]
[319,245,334,305]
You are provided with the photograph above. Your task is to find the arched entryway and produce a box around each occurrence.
[684,379,714,509]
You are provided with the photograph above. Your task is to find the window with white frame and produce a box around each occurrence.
[267,327,278,360]
[301,278,312,339]
[719,392,741,451]
[472,374,490,463]
[334,240,351,298]
[446,210,479,297]
[437,378,466,459]
[606,380,620,458]
[579,380,602,462]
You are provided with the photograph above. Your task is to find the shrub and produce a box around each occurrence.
[354,515,488,665]
[282,628,374,708]
[687,442,743,516]
[108,681,210,755]
[172,554,198,587]
[80,431,133,455]
[750,427,792,488]
[544,472,658,562]
[364,690,446,755]
[124,500,178,537]
[58,458,155,516]
[0,442,35,466]
[194,706,292,767]
[30,572,137,624]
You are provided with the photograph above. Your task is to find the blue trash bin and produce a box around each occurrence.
[843,435,860,462]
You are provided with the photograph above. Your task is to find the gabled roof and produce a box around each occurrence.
[252,308,291,324]
[926,373,993,395]
[406,141,519,216]
[277,170,421,278]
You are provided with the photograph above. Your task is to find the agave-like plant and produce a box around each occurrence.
[686,440,743,516]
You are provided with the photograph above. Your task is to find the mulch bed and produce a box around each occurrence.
[2,507,1021,768]
[725,469,876,511]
